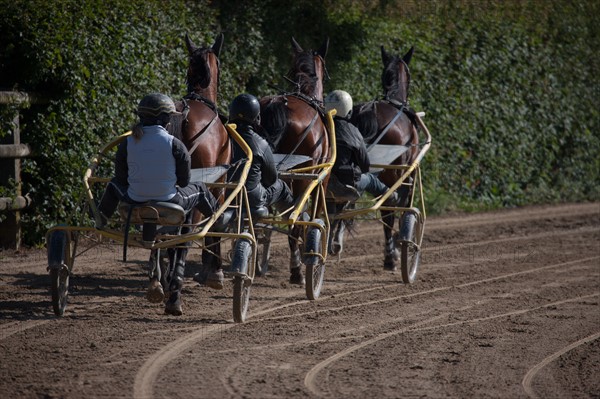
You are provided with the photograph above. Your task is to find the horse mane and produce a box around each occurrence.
[287,50,319,96]
[260,99,289,150]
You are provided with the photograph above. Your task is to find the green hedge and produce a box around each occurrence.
[0,0,598,244]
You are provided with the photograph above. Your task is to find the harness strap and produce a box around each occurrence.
[186,112,218,156]
[181,92,221,156]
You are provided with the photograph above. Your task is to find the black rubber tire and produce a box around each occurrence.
[399,212,421,284]
[304,220,325,300]
[47,230,71,316]
[231,237,253,323]
[232,276,251,323]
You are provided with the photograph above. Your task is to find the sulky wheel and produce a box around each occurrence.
[231,235,254,322]
[304,219,325,300]
[47,230,72,316]
[232,276,251,323]
[399,212,421,284]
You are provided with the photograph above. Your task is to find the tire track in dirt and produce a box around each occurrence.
[337,202,598,237]
[252,256,599,323]
[333,225,599,266]
[521,331,600,399]
[304,293,599,397]
[132,293,310,399]
[177,255,597,396]
[259,203,599,252]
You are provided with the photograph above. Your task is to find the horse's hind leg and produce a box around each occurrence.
[328,203,348,256]
[289,226,305,285]
[146,249,165,304]
[382,211,399,271]
[200,237,224,290]
[397,173,414,208]
[165,246,188,316]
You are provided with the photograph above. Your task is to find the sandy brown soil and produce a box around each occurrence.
[1,202,599,398]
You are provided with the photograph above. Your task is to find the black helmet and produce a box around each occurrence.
[137,93,181,122]
[229,93,260,123]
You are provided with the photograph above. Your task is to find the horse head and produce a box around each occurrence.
[381,45,414,104]
[185,33,224,103]
[287,37,329,100]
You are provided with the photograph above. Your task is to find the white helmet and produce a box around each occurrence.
[324,90,353,118]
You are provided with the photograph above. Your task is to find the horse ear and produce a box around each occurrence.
[291,37,303,53]
[185,34,197,54]
[403,46,415,65]
[381,46,392,66]
[317,37,329,59]
[212,33,224,58]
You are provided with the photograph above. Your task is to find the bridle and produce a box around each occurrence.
[384,57,411,105]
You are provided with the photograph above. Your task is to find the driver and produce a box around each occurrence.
[324,90,398,204]
[226,93,295,217]
[97,92,222,316]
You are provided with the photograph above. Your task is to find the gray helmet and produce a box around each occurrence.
[324,90,353,118]
[137,93,181,121]
[229,93,260,123]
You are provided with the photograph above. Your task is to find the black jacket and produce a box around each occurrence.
[230,122,279,206]
[332,117,370,186]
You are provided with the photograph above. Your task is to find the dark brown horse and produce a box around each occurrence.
[350,44,419,271]
[170,33,231,276]
[259,37,331,282]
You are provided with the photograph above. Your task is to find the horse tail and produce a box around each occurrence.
[261,99,289,150]
[350,102,378,143]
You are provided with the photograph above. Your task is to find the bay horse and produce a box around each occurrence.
[349,44,419,271]
[169,33,231,282]
[259,37,331,283]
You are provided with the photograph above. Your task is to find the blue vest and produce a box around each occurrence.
[126,125,177,202]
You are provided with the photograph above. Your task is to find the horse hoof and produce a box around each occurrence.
[289,268,305,286]
[146,278,165,303]
[205,269,224,290]
[164,292,183,316]
[383,264,397,271]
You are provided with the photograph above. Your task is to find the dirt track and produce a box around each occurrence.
[1,202,599,398]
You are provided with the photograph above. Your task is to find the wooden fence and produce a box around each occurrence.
[0,91,43,250]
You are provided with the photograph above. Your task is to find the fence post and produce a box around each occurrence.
[0,91,41,250]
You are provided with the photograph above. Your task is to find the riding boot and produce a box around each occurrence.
[165,254,186,316]
[274,182,295,214]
